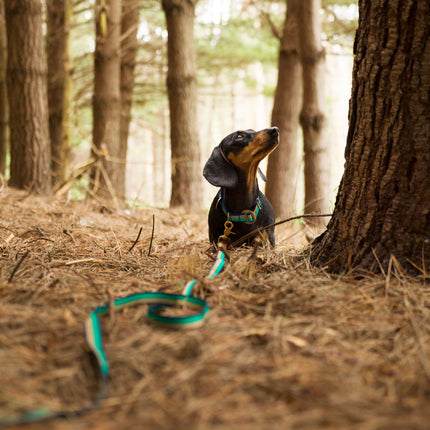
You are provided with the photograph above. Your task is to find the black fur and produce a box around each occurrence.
[203,127,279,247]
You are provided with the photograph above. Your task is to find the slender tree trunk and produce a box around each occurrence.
[91,0,122,202]
[47,0,72,187]
[298,0,329,224]
[0,0,8,176]
[162,0,202,211]
[5,0,51,194]
[266,0,302,219]
[311,0,430,274]
[118,0,139,199]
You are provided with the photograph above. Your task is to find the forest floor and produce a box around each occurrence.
[0,187,429,430]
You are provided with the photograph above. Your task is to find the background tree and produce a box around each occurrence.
[311,0,430,274]
[5,0,51,193]
[265,0,302,219]
[47,0,72,187]
[91,0,122,202]
[162,0,202,211]
[0,0,7,176]
[298,0,329,225]
[1,0,356,205]
[118,0,139,199]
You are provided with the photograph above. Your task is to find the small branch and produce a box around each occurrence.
[128,227,143,253]
[260,10,282,40]
[49,258,97,268]
[8,251,29,283]
[63,229,77,245]
[97,160,120,208]
[230,213,332,247]
[148,214,155,257]
[55,157,97,196]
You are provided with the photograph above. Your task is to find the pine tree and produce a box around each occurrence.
[311,0,430,274]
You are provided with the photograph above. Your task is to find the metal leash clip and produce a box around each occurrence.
[217,220,235,246]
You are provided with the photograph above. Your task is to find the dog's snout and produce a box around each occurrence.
[268,127,279,137]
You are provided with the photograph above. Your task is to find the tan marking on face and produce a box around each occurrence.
[227,130,278,191]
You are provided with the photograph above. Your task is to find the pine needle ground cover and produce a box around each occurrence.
[0,189,429,430]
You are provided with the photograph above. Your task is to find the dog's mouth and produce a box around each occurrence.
[252,128,279,159]
[254,145,275,160]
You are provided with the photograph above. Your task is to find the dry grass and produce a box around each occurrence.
[0,188,429,430]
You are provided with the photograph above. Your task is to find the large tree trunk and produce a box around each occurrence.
[265,0,302,219]
[162,0,202,211]
[47,0,72,187]
[0,0,8,176]
[118,0,139,199]
[311,0,430,274]
[5,0,51,194]
[298,0,329,224]
[91,0,122,203]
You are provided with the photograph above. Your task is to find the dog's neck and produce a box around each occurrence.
[221,175,259,213]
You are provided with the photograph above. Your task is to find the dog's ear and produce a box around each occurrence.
[258,168,267,182]
[203,146,238,188]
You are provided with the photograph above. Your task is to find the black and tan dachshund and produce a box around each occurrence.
[203,127,279,247]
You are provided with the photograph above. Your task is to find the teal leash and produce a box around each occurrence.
[0,249,227,427]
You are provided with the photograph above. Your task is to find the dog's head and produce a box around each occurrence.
[203,127,279,190]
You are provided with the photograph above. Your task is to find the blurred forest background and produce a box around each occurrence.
[0,0,357,213]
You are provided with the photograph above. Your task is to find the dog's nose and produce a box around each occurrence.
[268,127,279,136]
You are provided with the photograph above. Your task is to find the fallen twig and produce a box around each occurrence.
[148,214,155,257]
[128,227,143,253]
[230,213,332,247]
[8,250,29,283]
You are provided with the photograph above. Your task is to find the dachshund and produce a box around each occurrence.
[203,127,279,247]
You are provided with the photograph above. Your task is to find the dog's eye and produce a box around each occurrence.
[235,133,244,141]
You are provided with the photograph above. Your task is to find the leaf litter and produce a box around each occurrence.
[0,188,429,430]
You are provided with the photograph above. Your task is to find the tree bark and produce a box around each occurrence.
[266,0,302,219]
[311,0,430,274]
[298,0,329,224]
[47,0,72,187]
[91,0,122,202]
[118,0,139,199]
[5,0,51,194]
[162,0,202,211]
[0,0,8,176]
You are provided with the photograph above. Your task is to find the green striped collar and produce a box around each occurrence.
[217,191,262,225]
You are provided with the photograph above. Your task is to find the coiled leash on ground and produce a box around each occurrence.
[0,249,227,427]
[85,248,227,375]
